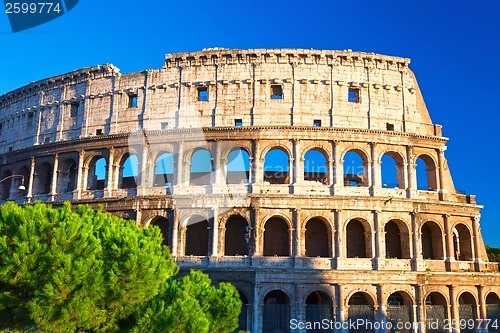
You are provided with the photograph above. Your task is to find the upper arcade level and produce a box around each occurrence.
[0,49,440,155]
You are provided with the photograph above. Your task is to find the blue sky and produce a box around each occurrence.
[1,0,499,246]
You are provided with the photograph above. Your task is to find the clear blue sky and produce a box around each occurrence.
[1,0,499,246]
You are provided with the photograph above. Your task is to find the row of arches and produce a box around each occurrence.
[151,214,474,262]
[245,289,500,333]
[0,145,438,199]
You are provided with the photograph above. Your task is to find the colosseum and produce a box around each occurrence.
[0,48,499,333]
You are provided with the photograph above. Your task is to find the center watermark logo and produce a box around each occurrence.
[3,0,79,32]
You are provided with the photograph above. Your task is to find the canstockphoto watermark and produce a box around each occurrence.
[3,0,80,32]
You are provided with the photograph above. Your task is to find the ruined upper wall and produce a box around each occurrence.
[0,48,441,154]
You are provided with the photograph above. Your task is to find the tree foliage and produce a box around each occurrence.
[486,245,500,263]
[0,202,241,332]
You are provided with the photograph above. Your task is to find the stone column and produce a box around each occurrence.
[171,209,179,258]
[337,285,346,333]
[370,142,380,195]
[139,143,149,193]
[290,139,297,190]
[76,150,85,200]
[252,139,263,187]
[292,209,301,267]
[411,211,425,271]
[292,138,301,186]
[50,153,59,201]
[449,285,459,333]
[252,206,262,265]
[175,141,185,189]
[437,147,446,197]
[211,140,222,192]
[209,207,219,261]
[472,216,481,265]
[335,209,344,268]
[377,284,388,333]
[333,141,343,194]
[414,284,425,333]
[27,156,35,202]
[374,210,384,269]
[406,145,416,198]
[478,285,487,333]
[444,214,455,263]
[105,147,115,197]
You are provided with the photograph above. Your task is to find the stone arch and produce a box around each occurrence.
[458,291,477,333]
[346,219,372,258]
[119,153,139,189]
[57,158,77,193]
[263,147,290,184]
[226,147,250,184]
[416,154,438,191]
[453,223,473,261]
[33,161,52,195]
[0,169,12,199]
[305,290,334,332]
[190,148,213,186]
[262,289,291,333]
[425,291,449,333]
[342,148,369,187]
[148,216,170,247]
[421,221,444,260]
[384,219,411,259]
[236,289,250,332]
[185,215,210,256]
[387,291,414,333]
[305,217,330,257]
[486,292,500,331]
[380,151,405,189]
[86,156,107,190]
[263,216,290,256]
[347,292,376,333]
[224,215,249,256]
[304,148,328,184]
[153,151,174,187]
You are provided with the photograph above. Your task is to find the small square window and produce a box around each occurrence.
[70,102,79,117]
[348,88,360,103]
[161,122,169,130]
[128,94,138,108]
[271,84,283,100]
[197,87,208,102]
[313,119,321,127]
[386,123,395,131]
[96,129,103,135]
[43,137,50,144]
[8,147,12,152]
[235,119,243,127]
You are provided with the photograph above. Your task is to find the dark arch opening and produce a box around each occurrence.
[306,291,334,333]
[263,290,290,333]
[453,224,473,261]
[387,292,413,333]
[58,158,77,193]
[421,222,444,260]
[486,293,500,332]
[87,156,107,190]
[263,148,290,184]
[263,217,289,256]
[190,149,213,186]
[33,162,52,195]
[0,170,12,199]
[120,154,139,189]
[150,216,170,247]
[236,290,250,332]
[226,148,250,184]
[459,292,477,333]
[153,152,174,187]
[304,149,328,184]
[348,292,374,333]
[425,292,448,333]
[185,216,209,256]
[224,215,249,256]
[305,218,330,257]
[346,219,370,258]
[416,155,437,191]
[385,221,402,259]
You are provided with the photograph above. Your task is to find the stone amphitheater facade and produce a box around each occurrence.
[1,48,499,333]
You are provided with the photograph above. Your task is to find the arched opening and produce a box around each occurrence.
[263,217,289,256]
[346,219,371,258]
[305,291,334,333]
[185,215,209,256]
[0,170,12,199]
[453,224,473,261]
[33,162,52,195]
[486,293,500,332]
[149,216,170,247]
[263,148,290,184]
[120,154,139,189]
[381,153,404,189]
[425,292,448,333]
[236,290,250,332]
[421,221,444,260]
[343,150,368,187]
[224,215,249,256]
[459,292,477,333]
[190,148,213,186]
[416,155,437,191]
[387,291,413,333]
[87,156,107,190]
[305,218,330,257]
[58,158,77,193]
[263,290,290,333]
[348,292,375,333]
[304,149,328,184]
[385,220,410,259]
[226,148,250,184]
[153,152,174,187]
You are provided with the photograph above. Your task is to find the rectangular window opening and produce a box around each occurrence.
[96,129,103,135]
[386,123,395,131]
[271,84,283,100]
[128,94,138,108]
[313,119,321,127]
[197,87,208,102]
[161,122,169,130]
[43,137,50,144]
[235,119,243,127]
[70,102,79,117]
[27,113,34,126]
[348,88,360,103]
